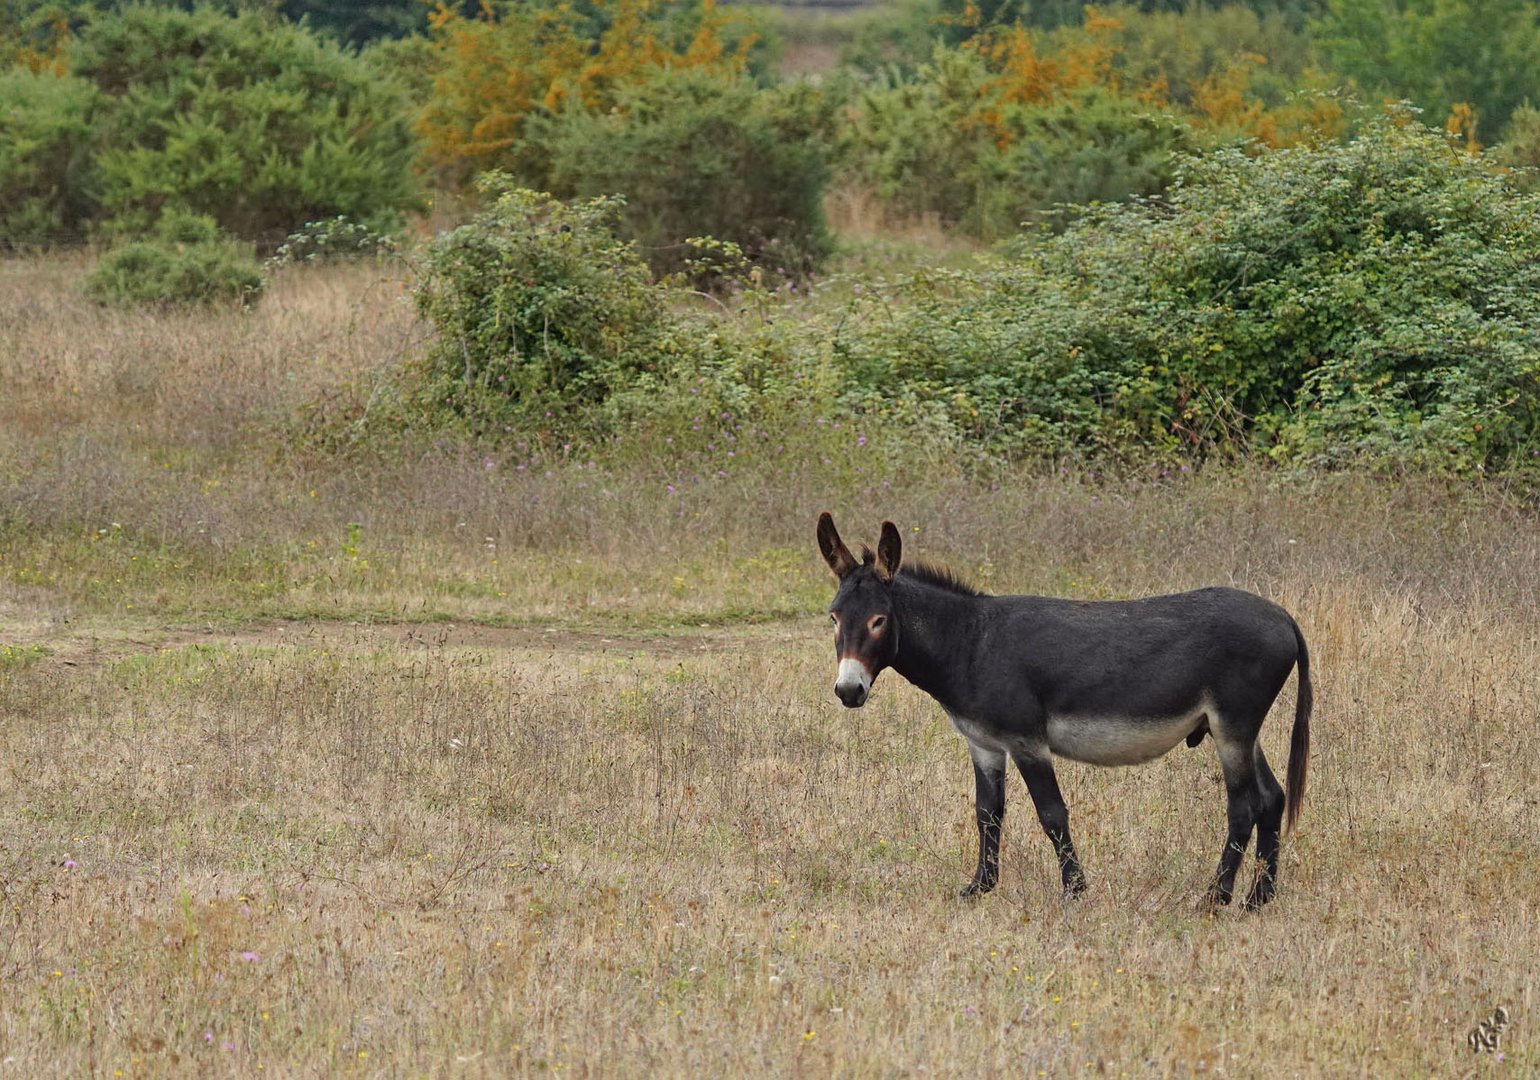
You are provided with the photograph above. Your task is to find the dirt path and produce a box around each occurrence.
[4,609,812,673]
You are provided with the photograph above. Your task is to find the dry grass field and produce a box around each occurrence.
[2,257,1537,1076]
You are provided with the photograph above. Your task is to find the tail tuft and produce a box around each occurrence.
[1285,620,1312,833]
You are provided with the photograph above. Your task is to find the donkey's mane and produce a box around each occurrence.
[905,559,986,596]
[858,544,985,597]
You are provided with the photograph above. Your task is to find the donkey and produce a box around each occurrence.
[817,513,1312,910]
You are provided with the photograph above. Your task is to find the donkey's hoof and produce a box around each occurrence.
[1199,887,1233,916]
[959,881,995,901]
[1242,877,1276,911]
[1063,874,1088,900]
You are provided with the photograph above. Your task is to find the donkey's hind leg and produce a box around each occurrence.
[1206,730,1262,910]
[1243,745,1286,909]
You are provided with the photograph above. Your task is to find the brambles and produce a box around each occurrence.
[832,115,1540,471]
[413,181,664,431]
[267,217,401,268]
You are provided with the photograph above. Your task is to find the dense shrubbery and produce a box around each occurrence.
[417,0,757,185]
[832,117,1540,470]
[1318,0,1540,139]
[529,69,833,278]
[11,0,1540,478]
[0,4,421,247]
[413,181,669,431]
[417,0,828,277]
[0,66,98,245]
[84,211,264,307]
[75,4,421,241]
[398,119,1540,474]
[840,10,1347,239]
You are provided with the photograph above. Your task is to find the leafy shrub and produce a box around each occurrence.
[1491,104,1540,190]
[527,68,833,279]
[72,3,421,242]
[845,48,1003,233]
[417,0,757,188]
[847,50,1193,237]
[414,181,667,431]
[267,217,400,268]
[1317,0,1540,139]
[0,67,99,247]
[84,212,264,307]
[1107,3,1320,111]
[831,115,1540,471]
[987,88,1196,232]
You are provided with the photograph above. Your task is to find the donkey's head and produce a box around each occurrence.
[817,512,902,708]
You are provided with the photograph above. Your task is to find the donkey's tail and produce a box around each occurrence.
[1285,619,1312,834]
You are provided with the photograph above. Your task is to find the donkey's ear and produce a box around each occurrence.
[817,512,858,579]
[875,520,902,583]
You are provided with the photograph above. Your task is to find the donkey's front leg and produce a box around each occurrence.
[1014,749,1087,898]
[961,744,1007,898]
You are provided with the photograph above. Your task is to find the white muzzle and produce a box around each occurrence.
[835,658,872,707]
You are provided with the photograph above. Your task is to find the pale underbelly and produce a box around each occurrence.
[949,701,1213,767]
[1046,707,1208,766]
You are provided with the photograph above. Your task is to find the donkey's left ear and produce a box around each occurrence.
[875,520,902,583]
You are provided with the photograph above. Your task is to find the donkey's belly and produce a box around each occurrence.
[1047,705,1208,767]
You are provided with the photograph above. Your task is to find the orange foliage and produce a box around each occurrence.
[977,8,1120,107]
[1445,102,1480,154]
[420,0,753,183]
[1191,57,1346,148]
[961,8,1341,151]
[7,12,71,75]
[1191,56,1270,139]
[965,7,1124,146]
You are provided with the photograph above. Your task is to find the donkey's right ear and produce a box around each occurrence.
[817,512,858,579]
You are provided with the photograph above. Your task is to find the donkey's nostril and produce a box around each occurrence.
[835,682,867,708]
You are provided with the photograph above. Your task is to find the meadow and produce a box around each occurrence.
[2,255,1537,1076]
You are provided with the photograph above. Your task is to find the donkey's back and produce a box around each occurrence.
[983,586,1304,730]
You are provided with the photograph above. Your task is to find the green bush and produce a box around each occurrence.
[1317,0,1540,138]
[1106,3,1321,110]
[72,3,421,242]
[846,50,1193,238]
[84,212,264,307]
[1491,104,1540,190]
[831,115,1540,471]
[0,67,99,247]
[989,88,1196,232]
[524,68,833,280]
[267,217,400,267]
[845,48,1002,233]
[414,181,668,431]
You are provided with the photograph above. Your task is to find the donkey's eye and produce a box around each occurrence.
[830,613,838,624]
[869,614,887,633]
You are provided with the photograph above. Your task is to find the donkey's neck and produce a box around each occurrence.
[890,576,986,714]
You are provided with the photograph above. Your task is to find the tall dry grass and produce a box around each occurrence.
[0,594,1536,1075]
[1,255,1537,1075]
